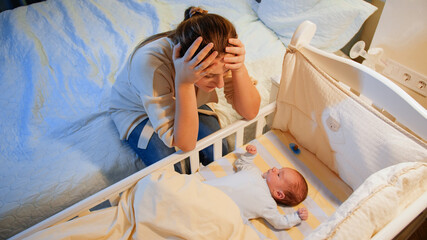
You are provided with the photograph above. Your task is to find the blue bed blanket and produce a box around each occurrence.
[0,0,166,238]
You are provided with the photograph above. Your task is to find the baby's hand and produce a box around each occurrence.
[246,145,257,155]
[297,208,308,221]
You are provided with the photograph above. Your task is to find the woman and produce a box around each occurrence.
[110,6,260,168]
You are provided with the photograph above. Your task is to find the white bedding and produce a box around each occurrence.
[0,0,285,238]
[23,170,260,240]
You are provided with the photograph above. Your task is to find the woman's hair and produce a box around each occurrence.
[130,6,237,62]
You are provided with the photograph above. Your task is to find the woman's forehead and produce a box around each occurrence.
[208,57,227,74]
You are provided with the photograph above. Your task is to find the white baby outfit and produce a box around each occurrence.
[204,152,302,229]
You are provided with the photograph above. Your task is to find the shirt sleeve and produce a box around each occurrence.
[263,207,302,230]
[234,152,257,171]
[130,53,176,147]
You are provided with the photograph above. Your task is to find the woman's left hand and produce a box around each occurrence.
[224,38,246,71]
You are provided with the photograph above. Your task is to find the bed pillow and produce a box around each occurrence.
[255,0,377,52]
[306,162,427,240]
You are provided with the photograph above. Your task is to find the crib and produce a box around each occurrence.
[10,20,427,240]
[0,1,383,238]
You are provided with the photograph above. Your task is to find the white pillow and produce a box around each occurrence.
[255,0,377,52]
[306,162,427,240]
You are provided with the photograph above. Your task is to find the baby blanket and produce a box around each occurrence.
[24,170,259,240]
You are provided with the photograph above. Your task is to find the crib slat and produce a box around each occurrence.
[235,129,244,150]
[213,140,223,160]
[108,194,121,207]
[255,117,266,138]
[189,151,200,173]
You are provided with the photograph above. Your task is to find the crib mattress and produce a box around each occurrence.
[199,129,353,239]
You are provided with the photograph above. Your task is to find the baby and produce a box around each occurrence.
[204,144,308,230]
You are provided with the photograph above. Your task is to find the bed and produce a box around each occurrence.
[9,16,427,240]
[0,0,381,239]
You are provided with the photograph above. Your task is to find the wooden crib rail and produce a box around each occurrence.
[11,102,276,240]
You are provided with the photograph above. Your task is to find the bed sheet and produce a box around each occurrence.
[199,130,353,239]
[0,0,285,238]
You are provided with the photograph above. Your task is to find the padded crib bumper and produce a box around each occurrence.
[273,21,427,190]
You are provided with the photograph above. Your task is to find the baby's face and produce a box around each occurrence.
[263,167,300,193]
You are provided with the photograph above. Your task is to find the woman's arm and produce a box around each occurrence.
[173,82,198,151]
[224,38,261,120]
[172,37,218,151]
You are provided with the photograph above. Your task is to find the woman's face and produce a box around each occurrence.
[195,56,229,92]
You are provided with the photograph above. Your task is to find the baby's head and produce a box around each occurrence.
[262,167,308,206]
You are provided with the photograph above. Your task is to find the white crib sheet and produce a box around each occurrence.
[0,0,285,238]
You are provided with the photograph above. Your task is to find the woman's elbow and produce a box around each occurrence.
[244,109,259,120]
[241,104,260,120]
[237,97,260,120]
[173,139,196,152]
[179,144,196,152]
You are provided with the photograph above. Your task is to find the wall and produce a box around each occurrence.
[359,0,385,51]
[369,0,427,107]
[341,0,384,59]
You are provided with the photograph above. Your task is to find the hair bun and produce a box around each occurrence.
[185,6,208,20]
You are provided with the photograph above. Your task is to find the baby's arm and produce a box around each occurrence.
[264,207,308,230]
[235,145,257,171]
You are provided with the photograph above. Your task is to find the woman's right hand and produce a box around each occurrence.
[172,36,218,86]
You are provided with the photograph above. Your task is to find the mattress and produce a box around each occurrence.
[199,129,353,239]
